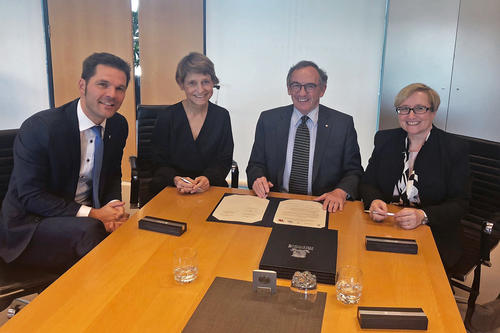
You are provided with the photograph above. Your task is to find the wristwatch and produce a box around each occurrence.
[421,210,429,225]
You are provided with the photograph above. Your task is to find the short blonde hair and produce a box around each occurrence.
[175,52,219,86]
[394,83,440,112]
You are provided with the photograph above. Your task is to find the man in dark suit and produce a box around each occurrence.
[0,52,130,272]
[247,60,363,212]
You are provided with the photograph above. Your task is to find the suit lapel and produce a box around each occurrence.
[276,106,293,190]
[312,105,331,182]
[65,100,82,193]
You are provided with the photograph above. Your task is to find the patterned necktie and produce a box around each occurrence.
[91,126,103,208]
[289,116,310,195]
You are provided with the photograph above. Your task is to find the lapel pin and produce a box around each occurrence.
[325,124,329,128]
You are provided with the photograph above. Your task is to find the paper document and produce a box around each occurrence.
[274,199,326,228]
[212,195,269,223]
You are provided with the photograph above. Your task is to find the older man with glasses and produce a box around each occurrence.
[246,60,363,212]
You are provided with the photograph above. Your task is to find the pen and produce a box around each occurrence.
[180,177,192,184]
[364,210,395,216]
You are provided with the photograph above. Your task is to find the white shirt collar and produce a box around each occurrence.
[77,99,107,132]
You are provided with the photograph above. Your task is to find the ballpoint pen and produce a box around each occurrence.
[180,177,192,184]
[364,210,395,216]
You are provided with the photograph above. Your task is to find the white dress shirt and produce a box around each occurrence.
[75,100,106,216]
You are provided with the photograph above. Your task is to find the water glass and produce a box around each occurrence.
[336,265,363,304]
[173,247,198,283]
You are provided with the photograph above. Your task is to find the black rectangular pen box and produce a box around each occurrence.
[358,306,428,330]
[365,235,418,254]
[138,216,187,236]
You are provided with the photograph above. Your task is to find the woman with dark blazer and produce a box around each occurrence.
[360,83,470,268]
[150,52,234,196]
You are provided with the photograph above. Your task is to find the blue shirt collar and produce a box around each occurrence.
[292,106,319,127]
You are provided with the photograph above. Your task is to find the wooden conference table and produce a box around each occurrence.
[1,187,465,332]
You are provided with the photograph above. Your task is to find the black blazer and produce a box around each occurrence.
[0,99,128,263]
[360,127,470,267]
[246,104,363,197]
[150,101,234,195]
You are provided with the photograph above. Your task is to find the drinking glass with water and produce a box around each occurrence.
[173,247,198,283]
[336,265,363,304]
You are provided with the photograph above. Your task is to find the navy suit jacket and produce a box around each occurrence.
[0,99,128,263]
[246,104,363,197]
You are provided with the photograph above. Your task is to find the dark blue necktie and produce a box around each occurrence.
[91,126,103,208]
[289,116,310,195]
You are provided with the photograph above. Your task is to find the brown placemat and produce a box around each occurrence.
[183,277,327,333]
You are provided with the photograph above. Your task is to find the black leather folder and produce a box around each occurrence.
[207,193,329,228]
[259,225,338,285]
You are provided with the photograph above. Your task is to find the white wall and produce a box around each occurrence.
[379,0,460,131]
[0,0,50,129]
[206,0,387,185]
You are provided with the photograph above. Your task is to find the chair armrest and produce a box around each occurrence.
[481,220,499,267]
[129,156,138,208]
[129,156,137,173]
[231,160,239,188]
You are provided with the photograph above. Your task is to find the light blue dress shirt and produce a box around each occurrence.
[282,106,319,195]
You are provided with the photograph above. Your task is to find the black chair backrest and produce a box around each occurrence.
[457,134,500,224]
[450,134,500,280]
[0,129,18,203]
[136,105,170,164]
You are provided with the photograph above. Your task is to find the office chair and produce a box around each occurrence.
[129,105,239,208]
[448,134,500,330]
[0,129,59,317]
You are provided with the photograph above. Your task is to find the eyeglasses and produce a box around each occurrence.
[395,105,432,115]
[289,82,318,93]
[184,79,213,89]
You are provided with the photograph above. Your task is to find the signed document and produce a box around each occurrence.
[212,195,269,223]
[274,199,326,228]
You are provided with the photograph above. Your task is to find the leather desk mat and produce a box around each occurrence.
[183,277,327,333]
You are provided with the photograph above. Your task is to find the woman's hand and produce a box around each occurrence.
[394,208,425,229]
[174,176,195,194]
[191,176,210,193]
[368,199,388,222]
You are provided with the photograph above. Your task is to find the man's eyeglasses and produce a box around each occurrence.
[289,82,318,93]
[395,105,431,115]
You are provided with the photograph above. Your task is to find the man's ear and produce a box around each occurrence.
[319,84,327,98]
[78,78,86,95]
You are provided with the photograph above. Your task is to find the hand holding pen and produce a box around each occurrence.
[367,199,390,222]
[175,176,209,194]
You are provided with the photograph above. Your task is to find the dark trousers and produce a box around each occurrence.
[13,217,108,273]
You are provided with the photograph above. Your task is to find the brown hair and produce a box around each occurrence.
[175,52,219,85]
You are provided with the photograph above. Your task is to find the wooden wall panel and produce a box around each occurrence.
[139,0,204,104]
[47,0,135,180]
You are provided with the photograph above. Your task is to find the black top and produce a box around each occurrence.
[150,102,234,195]
[360,126,470,268]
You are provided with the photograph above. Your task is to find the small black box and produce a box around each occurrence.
[358,306,428,330]
[138,216,187,236]
[365,235,418,254]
